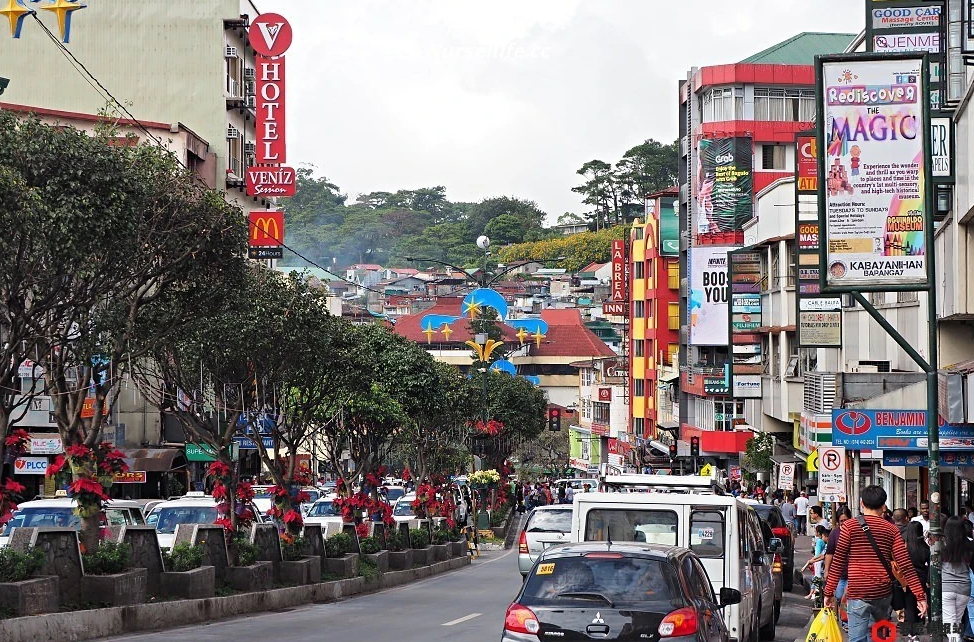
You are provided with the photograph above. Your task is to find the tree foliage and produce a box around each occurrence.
[495,225,630,272]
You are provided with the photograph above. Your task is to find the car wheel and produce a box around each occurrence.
[774,598,781,624]
[750,611,760,642]
[759,602,776,641]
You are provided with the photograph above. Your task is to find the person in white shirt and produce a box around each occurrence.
[795,492,809,533]
[911,500,931,536]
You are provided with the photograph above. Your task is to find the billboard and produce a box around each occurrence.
[689,246,733,345]
[818,56,929,290]
[248,210,285,259]
[870,6,940,30]
[610,239,627,301]
[797,134,818,194]
[657,196,679,256]
[831,409,974,449]
[695,137,753,234]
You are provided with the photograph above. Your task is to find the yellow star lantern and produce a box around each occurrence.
[422,323,435,344]
[533,329,546,348]
[463,299,481,318]
[41,0,85,43]
[516,327,529,345]
[1,0,30,37]
[441,323,454,341]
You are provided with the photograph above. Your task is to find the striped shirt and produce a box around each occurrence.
[824,514,925,601]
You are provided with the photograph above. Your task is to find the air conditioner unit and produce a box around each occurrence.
[849,365,879,373]
[244,142,256,154]
[226,125,240,139]
[245,95,256,108]
[244,67,255,80]
[225,46,238,58]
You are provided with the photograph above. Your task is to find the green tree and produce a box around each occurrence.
[742,432,775,480]
[615,138,679,220]
[465,196,546,241]
[469,371,548,469]
[484,213,526,245]
[513,428,570,480]
[572,160,618,229]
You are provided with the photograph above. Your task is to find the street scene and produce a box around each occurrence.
[0,1,968,641]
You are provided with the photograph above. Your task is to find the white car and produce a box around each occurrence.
[381,485,406,505]
[251,485,275,517]
[0,497,145,548]
[392,493,416,525]
[146,492,263,550]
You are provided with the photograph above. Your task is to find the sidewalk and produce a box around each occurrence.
[778,534,816,642]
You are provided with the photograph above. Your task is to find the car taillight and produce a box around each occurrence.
[505,603,540,635]
[773,553,782,574]
[518,531,529,554]
[771,527,791,539]
[659,607,698,637]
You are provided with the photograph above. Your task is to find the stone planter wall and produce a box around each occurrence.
[0,576,59,616]
[323,553,358,578]
[226,561,274,592]
[387,549,413,571]
[363,550,388,574]
[451,540,468,558]
[412,547,429,565]
[80,568,148,607]
[160,565,215,599]
[491,526,507,540]
[279,556,321,586]
[8,527,84,606]
[429,543,449,562]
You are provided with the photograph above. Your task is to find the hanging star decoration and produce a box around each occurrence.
[533,329,546,348]
[422,323,435,344]
[516,327,529,345]
[40,0,85,43]
[440,323,453,341]
[0,0,31,38]
[463,298,481,318]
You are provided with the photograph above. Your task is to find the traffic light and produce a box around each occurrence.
[548,407,562,431]
[668,443,678,461]
[690,436,700,458]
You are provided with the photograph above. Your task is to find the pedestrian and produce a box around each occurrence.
[557,484,566,505]
[781,493,797,531]
[965,502,974,525]
[824,485,927,642]
[795,491,809,533]
[514,483,525,514]
[902,521,929,642]
[892,508,910,536]
[565,485,574,504]
[809,505,826,536]
[911,501,931,538]
[908,507,919,520]
[803,525,829,599]
[824,507,853,609]
[941,516,974,642]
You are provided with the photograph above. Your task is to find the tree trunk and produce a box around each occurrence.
[80,512,99,555]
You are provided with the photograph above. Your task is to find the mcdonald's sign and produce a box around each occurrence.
[248,210,284,259]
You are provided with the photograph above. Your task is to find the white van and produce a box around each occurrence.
[570,491,778,642]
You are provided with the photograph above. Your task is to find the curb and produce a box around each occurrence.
[0,556,471,642]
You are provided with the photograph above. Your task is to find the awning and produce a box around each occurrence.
[649,440,670,455]
[659,371,679,382]
[657,420,679,430]
[120,448,187,472]
[770,452,807,465]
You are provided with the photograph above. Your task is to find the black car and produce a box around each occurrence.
[502,542,741,642]
[748,502,795,591]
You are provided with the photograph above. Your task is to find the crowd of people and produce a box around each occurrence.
[512,480,594,513]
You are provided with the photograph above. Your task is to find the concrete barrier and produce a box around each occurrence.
[0,554,470,642]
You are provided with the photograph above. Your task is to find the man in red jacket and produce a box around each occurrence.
[825,485,927,642]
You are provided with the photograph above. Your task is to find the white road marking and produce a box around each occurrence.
[442,612,482,626]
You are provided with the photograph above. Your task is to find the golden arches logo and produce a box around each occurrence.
[249,211,283,246]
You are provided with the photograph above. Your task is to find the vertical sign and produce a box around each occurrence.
[817,446,847,503]
[611,239,627,301]
[248,211,285,259]
[728,248,762,398]
[797,134,818,194]
[695,137,753,235]
[778,462,795,491]
[818,56,929,290]
[255,57,286,164]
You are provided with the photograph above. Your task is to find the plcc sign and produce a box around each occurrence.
[248,211,284,259]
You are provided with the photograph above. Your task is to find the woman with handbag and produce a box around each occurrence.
[942,516,974,642]
[902,521,930,642]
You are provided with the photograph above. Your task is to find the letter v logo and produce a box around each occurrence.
[257,22,283,49]
[249,13,292,57]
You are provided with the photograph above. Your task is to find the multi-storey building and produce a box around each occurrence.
[676,33,857,471]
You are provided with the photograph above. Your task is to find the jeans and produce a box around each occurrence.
[847,596,892,642]
[796,516,806,533]
[835,579,848,601]
[943,591,971,626]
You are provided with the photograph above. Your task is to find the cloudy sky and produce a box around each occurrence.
[260,0,863,221]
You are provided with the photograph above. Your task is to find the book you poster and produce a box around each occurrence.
[820,57,928,289]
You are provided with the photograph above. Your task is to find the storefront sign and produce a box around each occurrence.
[591,423,609,436]
[610,240,627,302]
[248,210,284,260]
[882,451,974,466]
[704,376,729,395]
[931,117,952,178]
[733,375,762,398]
[14,457,48,475]
[831,409,974,449]
[871,6,940,30]
[695,137,753,234]
[689,247,733,345]
[597,388,612,402]
[255,56,286,163]
[799,311,842,348]
[798,223,819,250]
[233,435,275,450]
[246,166,296,197]
[602,302,627,316]
[248,13,293,58]
[797,134,818,194]
[873,32,940,53]
[185,443,219,462]
[113,471,147,484]
[29,436,62,455]
[818,56,929,290]
[658,197,679,256]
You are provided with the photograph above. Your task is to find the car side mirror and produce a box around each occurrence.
[768,538,782,553]
[750,550,765,566]
[719,587,742,607]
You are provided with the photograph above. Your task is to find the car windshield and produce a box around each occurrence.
[303,490,321,504]
[527,509,572,533]
[385,488,405,502]
[584,509,679,545]
[521,556,684,609]
[4,507,78,532]
[150,507,219,534]
[252,489,274,499]
[394,500,415,517]
[307,501,338,517]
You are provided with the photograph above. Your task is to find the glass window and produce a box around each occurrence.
[683,556,714,602]
[308,501,339,517]
[692,558,717,602]
[584,509,679,545]
[635,340,645,357]
[634,378,646,397]
[384,487,404,502]
[667,260,680,289]
[635,261,645,279]
[4,507,78,531]
[668,302,681,331]
[151,506,219,534]
[526,508,573,534]
[393,499,415,517]
[634,301,645,318]
[689,510,725,558]
[521,556,682,608]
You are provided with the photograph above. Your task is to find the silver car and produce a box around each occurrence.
[516,505,572,576]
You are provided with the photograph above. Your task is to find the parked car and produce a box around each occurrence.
[251,485,274,517]
[503,541,741,642]
[0,496,145,548]
[517,505,572,577]
[757,519,783,623]
[392,493,416,525]
[743,500,796,592]
[303,495,342,529]
[146,492,264,550]
[382,485,406,504]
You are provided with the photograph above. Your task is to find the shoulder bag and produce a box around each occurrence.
[857,515,909,590]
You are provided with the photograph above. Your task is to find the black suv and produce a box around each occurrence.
[749,503,796,591]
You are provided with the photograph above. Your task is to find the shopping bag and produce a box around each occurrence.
[803,608,843,642]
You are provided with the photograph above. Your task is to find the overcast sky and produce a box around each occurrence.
[260,0,863,222]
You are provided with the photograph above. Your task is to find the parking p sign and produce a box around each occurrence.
[14,456,49,475]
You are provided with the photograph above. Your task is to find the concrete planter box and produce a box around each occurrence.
[491,526,507,540]
[159,565,215,599]
[362,551,388,574]
[451,540,468,558]
[279,556,321,586]
[226,561,273,592]
[430,543,449,562]
[387,549,413,571]
[411,547,430,565]
[81,568,147,606]
[0,575,59,615]
[324,553,359,578]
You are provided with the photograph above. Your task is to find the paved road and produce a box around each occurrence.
[100,539,816,642]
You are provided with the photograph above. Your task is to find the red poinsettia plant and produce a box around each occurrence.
[333,490,393,527]
[4,429,29,455]
[47,442,128,520]
[0,478,26,526]
[470,419,504,436]
[410,481,457,527]
[208,460,256,534]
